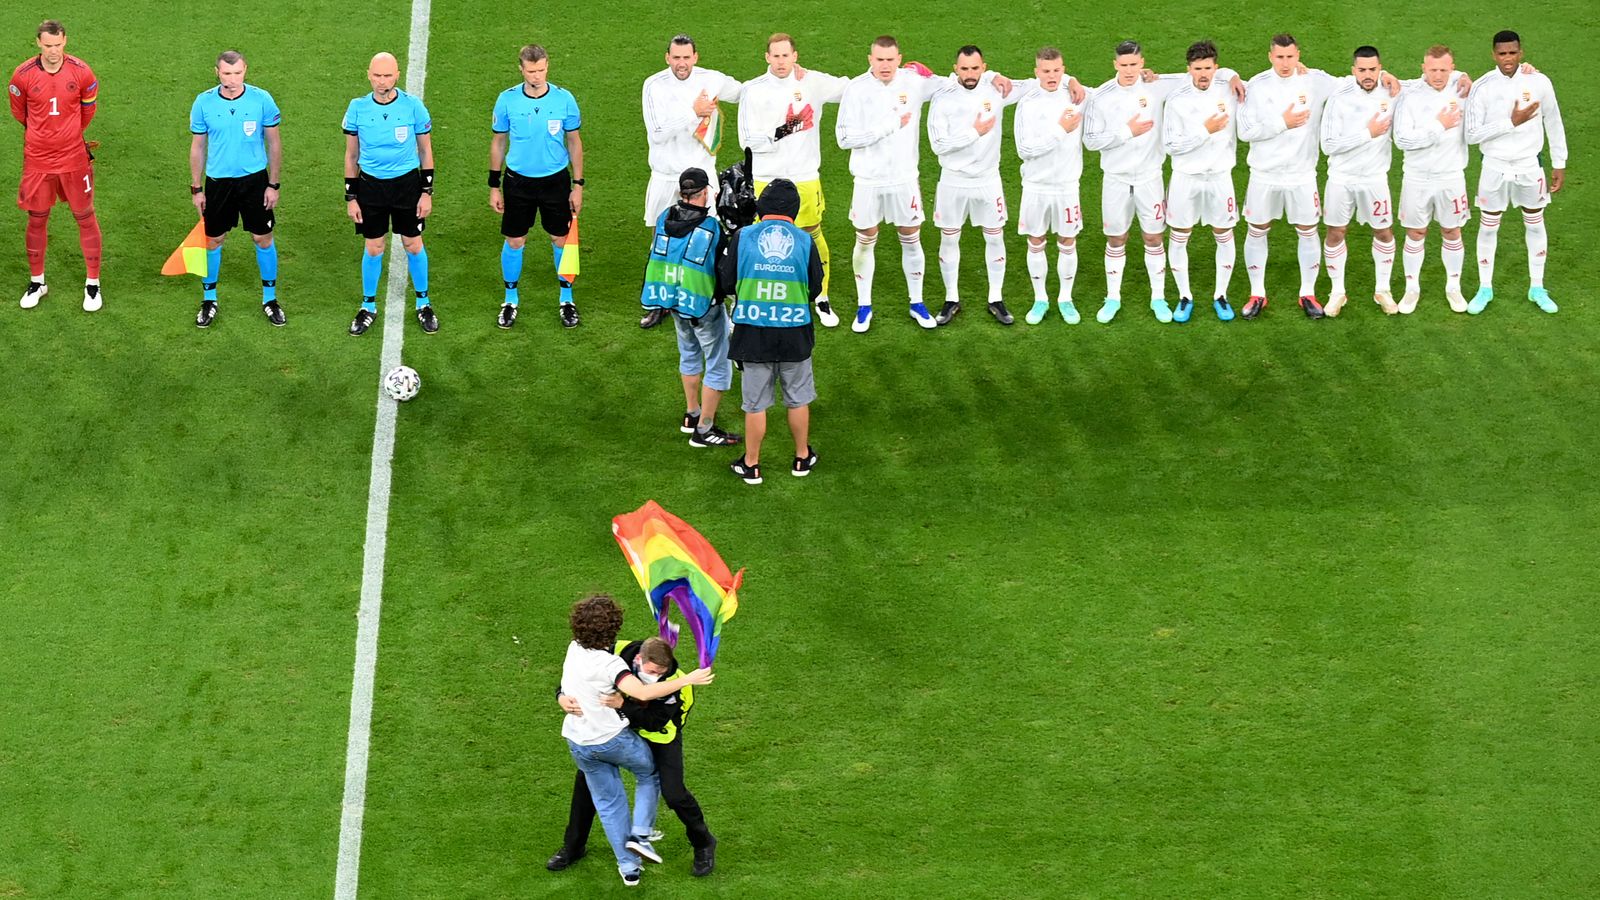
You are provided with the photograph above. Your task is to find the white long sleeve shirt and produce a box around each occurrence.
[1320,81,1397,181]
[1392,77,1469,180]
[1162,79,1239,176]
[738,69,849,182]
[1085,73,1229,181]
[1013,83,1087,189]
[1466,68,1567,175]
[835,69,960,187]
[927,77,1023,186]
[1238,68,1343,184]
[641,66,743,178]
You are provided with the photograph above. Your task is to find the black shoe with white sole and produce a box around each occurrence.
[681,411,700,434]
[792,446,818,477]
[690,426,742,447]
[263,300,286,326]
[729,457,762,485]
[349,308,376,336]
[197,300,217,328]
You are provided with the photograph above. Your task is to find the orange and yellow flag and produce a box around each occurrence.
[161,221,208,277]
[557,214,580,282]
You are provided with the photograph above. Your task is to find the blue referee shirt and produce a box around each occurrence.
[190,84,281,179]
[492,83,581,177]
[342,90,432,179]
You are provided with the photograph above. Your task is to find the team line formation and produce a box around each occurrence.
[9,23,1567,334]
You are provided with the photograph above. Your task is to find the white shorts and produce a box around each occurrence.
[1016,185,1084,238]
[849,181,925,229]
[1323,178,1393,229]
[644,172,720,226]
[1244,176,1320,226]
[933,177,1007,229]
[1101,175,1165,236]
[1165,171,1237,230]
[1475,166,1550,213]
[1399,174,1470,230]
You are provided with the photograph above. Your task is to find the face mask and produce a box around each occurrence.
[637,671,661,684]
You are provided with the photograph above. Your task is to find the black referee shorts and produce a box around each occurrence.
[501,168,572,239]
[354,169,426,240]
[203,170,275,238]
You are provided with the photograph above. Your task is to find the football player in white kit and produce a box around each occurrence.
[1392,46,1478,314]
[1162,40,1243,322]
[1014,46,1090,325]
[1318,46,1399,317]
[1465,30,1567,315]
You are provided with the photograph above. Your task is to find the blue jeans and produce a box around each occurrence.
[566,730,660,874]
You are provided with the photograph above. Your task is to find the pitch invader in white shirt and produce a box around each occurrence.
[928,45,1027,326]
[1238,34,1398,320]
[1085,40,1242,324]
[1465,30,1568,315]
[738,33,849,326]
[835,36,957,333]
[1014,47,1090,326]
[1391,45,1482,315]
[1318,46,1402,318]
[1162,41,1243,323]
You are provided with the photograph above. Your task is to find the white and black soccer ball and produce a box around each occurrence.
[383,365,421,402]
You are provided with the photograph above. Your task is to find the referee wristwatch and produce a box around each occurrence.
[571,178,585,187]
[267,182,281,191]
[190,185,203,195]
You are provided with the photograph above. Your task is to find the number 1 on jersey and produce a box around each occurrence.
[48,96,60,116]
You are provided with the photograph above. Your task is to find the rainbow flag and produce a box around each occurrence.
[612,501,743,669]
[161,221,208,277]
[693,108,722,155]
[556,214,580,282]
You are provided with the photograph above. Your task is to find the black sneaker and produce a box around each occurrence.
[936,300,961,326]
[349,308,376,336]
[730,457,762,485]
[690,425,742,448]
[497,303,518,329]
[987,300,1014,325]
[417,304,439,334]
[263,300,286,327]
[691,837,717,877]
[681,411,700,434]
[792,445,818,477]
[640,307,668,329]
[546,846,585,871]
[560,303,580,328]
[196,300,217,328]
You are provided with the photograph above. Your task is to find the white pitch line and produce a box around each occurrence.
[334,2,431,897]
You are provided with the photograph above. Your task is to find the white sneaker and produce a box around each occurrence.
[813,297,839,328]
[1324,294,1348,317]
[1445,288,1468,313]
[1397,290,1420,315]
[82,283,103,312]
[20,281,47,309]
[1373,292,1399,315]
[851,305,872,333]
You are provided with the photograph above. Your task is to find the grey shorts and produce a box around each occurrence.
[739,358,816,412]
[673,304,732,391]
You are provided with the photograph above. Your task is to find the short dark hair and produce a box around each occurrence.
[1114,40,1142,58]
[37,20,65,38]
[955,44,983,61]
[639,637,677,671]
[519,44,548,65]
[1036,46,1063,62]
[1271,33,1298,50]
[216,50,245,67]
[1493,30,1521,46]
[872,35,899,52]
[1186,41,1218,64]
[1353,45,1381,61]
[668,33,696,54]
[570,595,624,651]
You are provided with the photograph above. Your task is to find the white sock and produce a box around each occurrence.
[1214,231,1235,298]
[1402,236,1426,293]
[1523,210,1547,287]
[1296,226,1320,296]
[1477,211,1501,287]
[900,232,925,305]
[982,228,1006,303]
[1245,226,1269,296]
[1057,241,1077,303]
[1144,242,1167,299]
[852,234,876,307]
[1168,231,1192,299]
[1026,243,1048,302]
[1104,244,1126,300]
[1372,238,1395,295]
[1324,240,1347,297]
[939,229,961,303]
[1441,235,1464,292]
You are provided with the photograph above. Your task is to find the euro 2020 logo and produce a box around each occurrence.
[757,224,795,262]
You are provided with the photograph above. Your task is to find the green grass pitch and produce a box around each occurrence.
[2,1,1598,896]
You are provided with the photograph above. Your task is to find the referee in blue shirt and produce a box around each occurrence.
[343,51,437,335]
[188,50,283,328]
[489,45,585,329]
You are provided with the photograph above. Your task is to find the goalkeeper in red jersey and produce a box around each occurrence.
[9,20,103,311]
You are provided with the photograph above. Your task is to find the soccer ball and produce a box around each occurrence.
[383,365,421,402]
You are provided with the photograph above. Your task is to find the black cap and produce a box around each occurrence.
[678,167,710,194]
[756,178,801,219]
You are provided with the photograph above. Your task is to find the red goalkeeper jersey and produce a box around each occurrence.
[8,54,98,174]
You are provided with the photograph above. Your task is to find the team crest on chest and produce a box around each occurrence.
[898,93,908,105]
[982,101,992,112]
[793,91,803,101]
[1521,91,1531,102]
[243,120,257,136]
[1138,95,1148,108]
[1297,94,1307,105]
[757,224,795,261]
